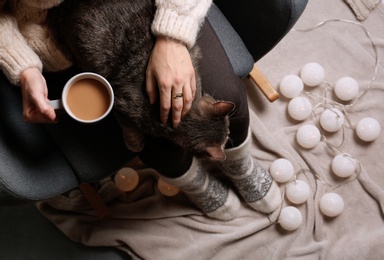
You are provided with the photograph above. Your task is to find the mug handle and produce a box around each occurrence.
[48,99,64,110]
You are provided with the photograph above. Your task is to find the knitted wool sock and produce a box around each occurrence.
[220,133,281,213]
[161,157,241,221]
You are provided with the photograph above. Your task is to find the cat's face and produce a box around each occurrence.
[175,95,235,161]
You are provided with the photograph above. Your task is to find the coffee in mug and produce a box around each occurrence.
[50,72,114,123]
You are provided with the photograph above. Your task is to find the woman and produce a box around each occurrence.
[0,0,307,219]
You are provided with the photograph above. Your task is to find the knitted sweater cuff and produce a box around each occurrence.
[0,16,42,85]
[152,0,212,49]
[151,8,200,48]
[0,41,43,86]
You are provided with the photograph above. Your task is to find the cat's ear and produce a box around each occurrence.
[206,146,226,161]
[212,101,235,118]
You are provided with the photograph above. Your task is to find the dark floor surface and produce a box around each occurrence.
[0,203,129,259]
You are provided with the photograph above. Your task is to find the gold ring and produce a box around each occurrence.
[172,93,183,99]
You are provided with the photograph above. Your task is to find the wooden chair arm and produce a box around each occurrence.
[248,65,279,102]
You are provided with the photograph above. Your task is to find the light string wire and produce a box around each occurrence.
[272,19,379,225]
[294,18,379,108]
[293,18,378,187]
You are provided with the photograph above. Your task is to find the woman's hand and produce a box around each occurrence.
[146,36,196,128]
[20,67,56,123]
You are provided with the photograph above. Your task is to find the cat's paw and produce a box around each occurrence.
[122,128,145,152]
[124,136,145,152]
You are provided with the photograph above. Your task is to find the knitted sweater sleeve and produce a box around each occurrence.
[0,11,42,85]
[151,0,212,48]
[0,10,43,85]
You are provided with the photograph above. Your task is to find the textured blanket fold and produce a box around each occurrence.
[37,0,384,259]
[345,0,380,20]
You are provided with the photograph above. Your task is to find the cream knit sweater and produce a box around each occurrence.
[0,0,212,85]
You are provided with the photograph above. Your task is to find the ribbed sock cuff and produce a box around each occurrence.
[224,129,251,162]
[160,157,201,189]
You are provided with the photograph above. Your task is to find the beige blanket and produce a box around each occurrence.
[37,0,384,259]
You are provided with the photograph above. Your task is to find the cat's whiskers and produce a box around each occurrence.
[225,135,235,148]
[207,90,219,100]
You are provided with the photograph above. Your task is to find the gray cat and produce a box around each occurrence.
[49,0,234,160]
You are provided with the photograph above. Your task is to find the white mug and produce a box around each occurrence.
[50,72,114,124]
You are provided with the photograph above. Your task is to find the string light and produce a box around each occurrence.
[272,18,380,230]
[320,193,344,217]
[356,117,381,142]
[296,124,321,149]
[334,77,359,101]
[332,153,357,178]
[288,96,313,121]
[157,178,180,196]
[285,180,311,204]
[300,62,325,87]
[278,206,303,231]
[114,167,139,192]
[320,108,344,132]
[279,74,304,99]
[270,158,295,183]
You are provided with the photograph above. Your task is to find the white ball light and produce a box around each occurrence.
[296,124,321,149]
[279,206,303,231]
[356,117,381,142]
[300,62,325,87]
[332,154,356,178]
[334,77,359,101]
[114,167,139,192]
[288,96,312,121]
[320,192,344,217]
[320,108,345,132]
[270,158,295,183]
[286,180,311,204]
[279,75,304,98]
[158,178,180,196]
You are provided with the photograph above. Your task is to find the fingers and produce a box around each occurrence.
[157,75,196,128]
[170,73,196,127]
[183,74,196,118]
[22,96,57,123]
[171,89,183,128]
[20,67,57,123]
[147,69,174,126]
[158,85,185,128]
[23,107,55,123]
[159,82,172,125]
[146,36,197,127]
[38,100,57,122]
[146,70,158,105]
[179,83,193,118]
